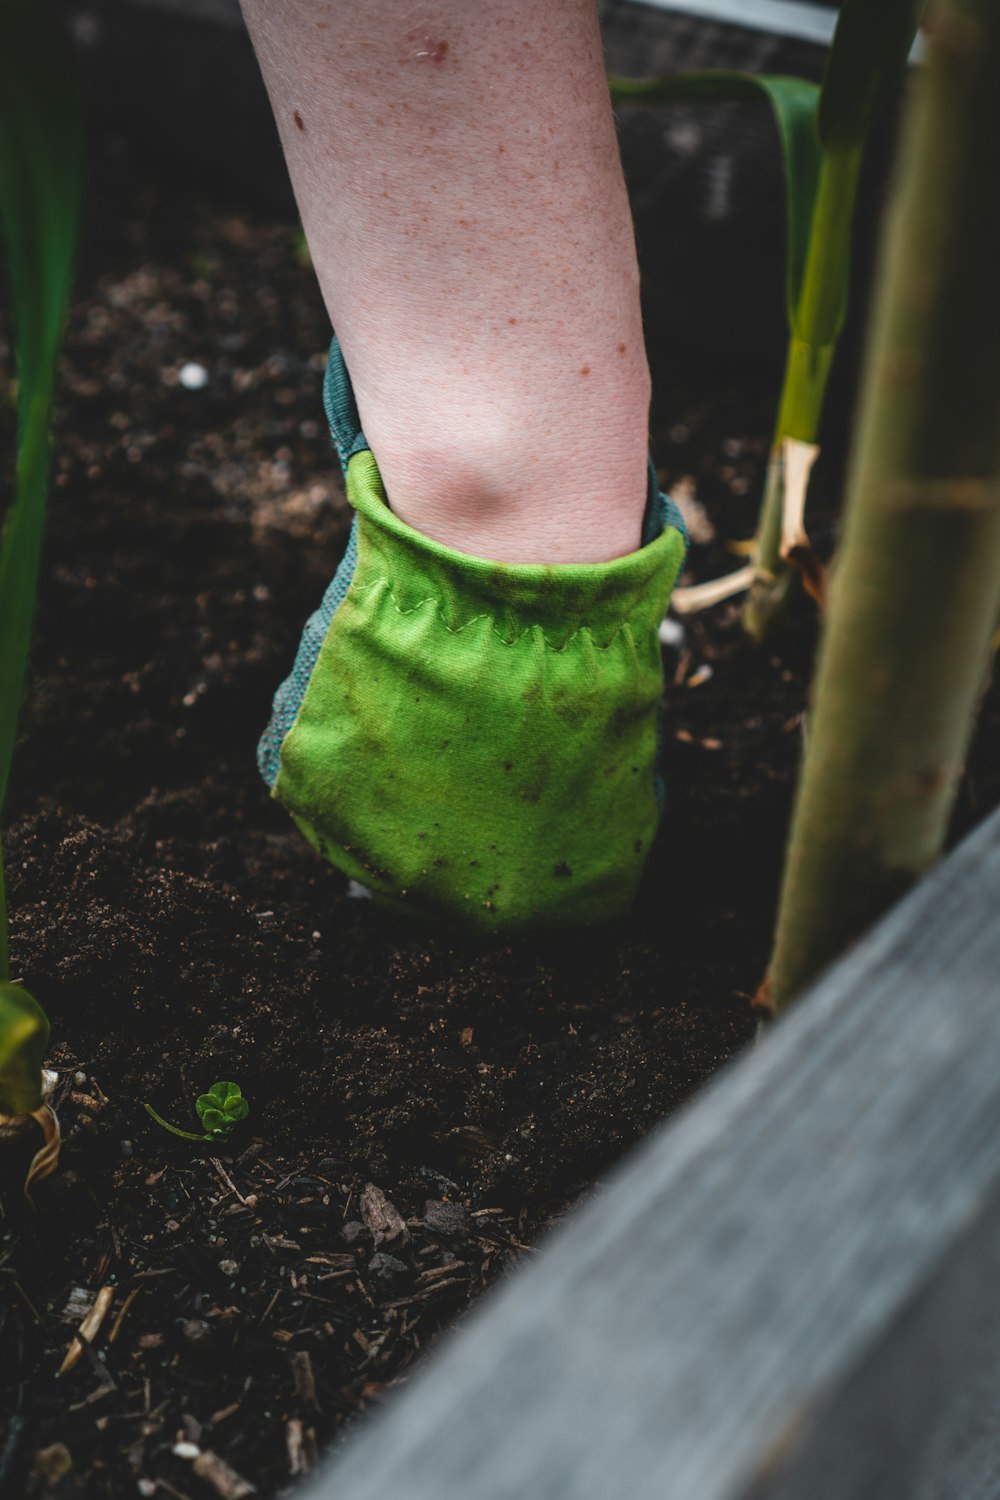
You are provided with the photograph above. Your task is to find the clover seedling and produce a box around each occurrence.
[145,1081,249,1144]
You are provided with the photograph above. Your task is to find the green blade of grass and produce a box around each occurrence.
[0,0,84,823]
[0,0,83,995]
[610,71,822,332]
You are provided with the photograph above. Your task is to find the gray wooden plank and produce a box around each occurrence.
[302,804,1000,1500]
[625,0,925,59]
[626,0,840,47]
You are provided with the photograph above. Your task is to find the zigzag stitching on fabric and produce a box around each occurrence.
[340,575,671,654]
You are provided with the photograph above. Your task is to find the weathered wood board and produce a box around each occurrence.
[303,805,1000,1500]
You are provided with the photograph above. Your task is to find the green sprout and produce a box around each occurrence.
[611,0,924,638]
[144,1081,250,1144]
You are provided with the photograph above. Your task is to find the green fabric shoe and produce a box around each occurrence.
[258,337,688,931]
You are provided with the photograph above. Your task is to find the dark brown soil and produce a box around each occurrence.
[3,143,999,1500]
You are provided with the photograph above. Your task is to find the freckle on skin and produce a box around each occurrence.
[508,317,517,325]
[580,365,590,376]
[617,342,626,354]
[293,110,305,132]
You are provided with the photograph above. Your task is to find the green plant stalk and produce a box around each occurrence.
[744,144,863,640]
[0,0,83,1185]
[0,373,56,815]
[0,371,56,989]
[765,0,1000,1014]
[143,1103,207,1142]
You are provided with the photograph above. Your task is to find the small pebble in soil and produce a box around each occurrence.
[422,1200,467,1237]
[218,1259,240,1276]
[178,361,209,390]
[172,1441,201,1459]
[659,616,685,649]
[121,1139,133,1157]
[367,1252,408,1284]
[340,1220,371,1248]
[73,1071,87,1086]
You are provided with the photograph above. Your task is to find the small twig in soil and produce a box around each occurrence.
[208,1156,248,1205]
[209,1400,241,1426]
[67,1340,117,1410]
[286,1419,317,1477]
[150,1478,196,1500]
[289,1349,320,1410]
[258,1288,281,1324]
[108,1284,143,1342]
[190,1446,254,1494]
[59,1285,114,1374]
[10,1276,44,1324]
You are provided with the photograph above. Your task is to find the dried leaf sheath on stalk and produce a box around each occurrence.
[763,0,1000,1014]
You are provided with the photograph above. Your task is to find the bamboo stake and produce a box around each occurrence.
[763,0,1000,1014]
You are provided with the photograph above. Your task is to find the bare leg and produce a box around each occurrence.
[240,0,650,564]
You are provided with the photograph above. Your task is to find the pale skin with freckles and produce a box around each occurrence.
[239,0,651,564]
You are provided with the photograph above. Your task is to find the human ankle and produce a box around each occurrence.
[352,376,653,566]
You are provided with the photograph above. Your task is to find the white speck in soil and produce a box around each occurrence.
[179,362,209,390]
[659,616,685,649]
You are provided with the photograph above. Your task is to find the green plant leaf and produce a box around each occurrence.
[609,71,821,330]
[0,0,83,1000]
[0,0,84,819]
[819,0,925,149]
[195,1082,248,1135]
[0,981,50,1117]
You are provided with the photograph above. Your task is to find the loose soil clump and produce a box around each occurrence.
[2,149,999,1500]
